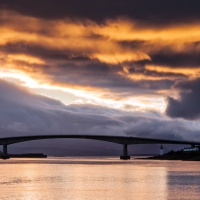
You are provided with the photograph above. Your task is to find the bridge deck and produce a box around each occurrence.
[0,134,200,146]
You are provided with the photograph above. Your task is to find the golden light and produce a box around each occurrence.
[0,68,166,112]
[7,54,45,64]
[146,65,200,78]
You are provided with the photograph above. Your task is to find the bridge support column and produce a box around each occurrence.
[120,144,130,160]
[1,144,10,159]
[3,144,7,155]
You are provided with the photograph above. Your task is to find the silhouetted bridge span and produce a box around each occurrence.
[1,135,200,159]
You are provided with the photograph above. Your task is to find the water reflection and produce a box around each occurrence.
[167,162,200,200]
[0,158,199,200]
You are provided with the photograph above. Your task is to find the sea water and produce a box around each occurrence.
[0,157,200,200]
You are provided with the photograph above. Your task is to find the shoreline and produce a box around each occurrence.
[141,150,200,161]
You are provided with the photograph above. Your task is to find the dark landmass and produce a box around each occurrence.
[0,153,47,159]
[145,150,200,161]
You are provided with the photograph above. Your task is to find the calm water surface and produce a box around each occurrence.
[0,157,200,200]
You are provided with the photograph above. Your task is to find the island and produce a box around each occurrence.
[146,146,200,161]
[0,153,47,159]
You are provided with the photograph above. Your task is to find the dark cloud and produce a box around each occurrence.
[0,39,189,100]
[1,0,200,26]
[0,79,124,138]
[26,62,176,96]
[2,40,200,69]
[1,42,178,97]
[128,65,186,78]
[150,47,200,68]
[166,78,200,120]
[0,42,92,62]
[118,40,147,49]
[119,40,200,68]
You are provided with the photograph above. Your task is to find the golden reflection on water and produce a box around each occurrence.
[0,158,200,200]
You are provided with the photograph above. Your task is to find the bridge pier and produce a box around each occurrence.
[1,144,10,159]
[120,144,130,160]
[3,144,7,155]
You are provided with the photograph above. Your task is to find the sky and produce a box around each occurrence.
[0,0,200,155]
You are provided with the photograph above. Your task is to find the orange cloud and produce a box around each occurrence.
[1,11,199,65]
[0,10,200,112]
[146,65,200,78]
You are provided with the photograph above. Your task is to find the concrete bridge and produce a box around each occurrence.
[1,134,200,159]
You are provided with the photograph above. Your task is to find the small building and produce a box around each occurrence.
[183,146,199,152]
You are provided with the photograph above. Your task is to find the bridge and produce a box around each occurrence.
[1,134,200,159]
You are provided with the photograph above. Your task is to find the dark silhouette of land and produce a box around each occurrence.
[0,153,47,159]
[146,149,200,161]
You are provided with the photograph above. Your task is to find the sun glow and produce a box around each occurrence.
[0,69,166,112]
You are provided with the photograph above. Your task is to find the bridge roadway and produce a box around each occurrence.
[1,134,200,159]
